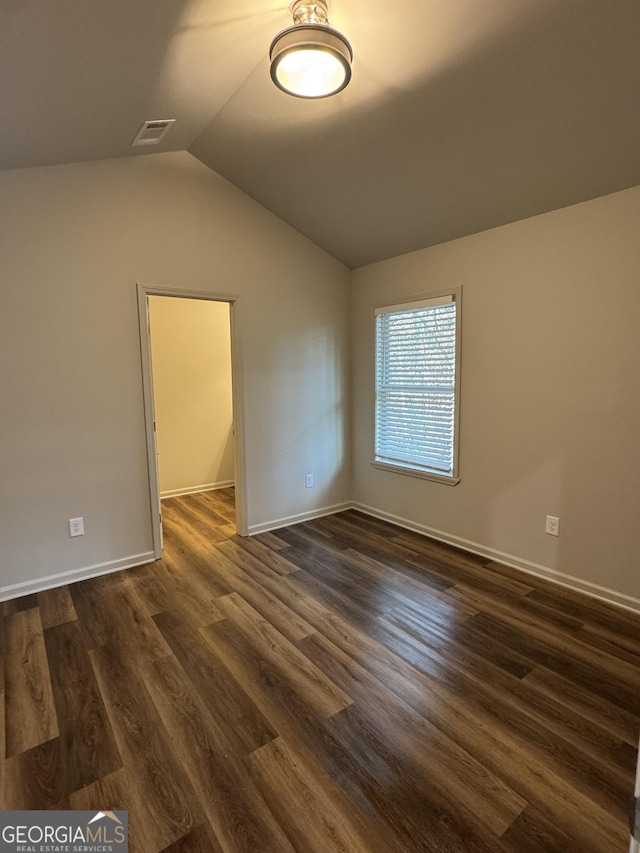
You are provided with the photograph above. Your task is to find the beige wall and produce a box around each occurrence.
[149,296,234,497]
[2,146,638,609]
[352,185,640,604]
[0,151,350,596]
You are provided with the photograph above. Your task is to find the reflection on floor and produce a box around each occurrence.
[2,487,639,852]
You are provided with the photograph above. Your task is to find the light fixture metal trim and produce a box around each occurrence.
[269,2,353,99]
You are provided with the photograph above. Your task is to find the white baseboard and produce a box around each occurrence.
[161,481,234,499]
[5,501,639,617]
[248,502,352,536]
[352,502,640,616]
[0,551,156,602]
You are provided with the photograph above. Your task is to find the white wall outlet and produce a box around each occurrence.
[305,473,314,488]
[545,515,560,537]
[69,517,84,537]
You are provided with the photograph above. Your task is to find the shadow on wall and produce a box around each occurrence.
[249,318,348,515]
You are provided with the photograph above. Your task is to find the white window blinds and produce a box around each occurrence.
[375,295,458,476]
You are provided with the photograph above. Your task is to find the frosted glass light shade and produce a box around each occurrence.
[270,24,352,98]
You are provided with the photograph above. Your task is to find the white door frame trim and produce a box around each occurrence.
[137,283,248,559]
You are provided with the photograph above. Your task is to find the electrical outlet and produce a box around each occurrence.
[305,473,314,488]
[545,515,560,537]
[69,517,84,537]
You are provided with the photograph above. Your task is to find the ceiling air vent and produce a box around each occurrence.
[131,119,176,148]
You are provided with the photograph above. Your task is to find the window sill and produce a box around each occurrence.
[371,459,460,486]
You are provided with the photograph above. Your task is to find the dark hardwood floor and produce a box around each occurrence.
[1,488,639,851]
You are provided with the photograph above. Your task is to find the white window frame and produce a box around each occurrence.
[372,287,462,485]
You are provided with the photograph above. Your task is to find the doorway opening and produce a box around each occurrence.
[137,284,247,559]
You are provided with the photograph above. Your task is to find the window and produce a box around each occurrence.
[373,289,461,484]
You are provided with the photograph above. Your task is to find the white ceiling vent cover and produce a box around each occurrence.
[131,119,176,147]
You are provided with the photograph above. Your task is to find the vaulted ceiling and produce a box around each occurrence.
[2,0,639,267]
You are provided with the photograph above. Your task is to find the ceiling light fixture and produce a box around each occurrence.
[270,1,352,99]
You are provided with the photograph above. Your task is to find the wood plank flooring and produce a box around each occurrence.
[1,487,639,852]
